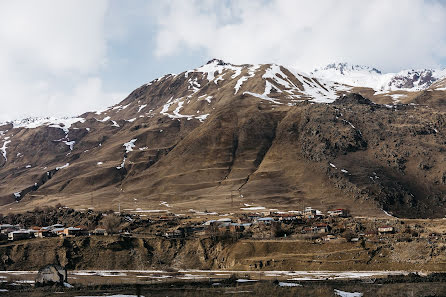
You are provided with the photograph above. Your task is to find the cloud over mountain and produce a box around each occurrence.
[152,0,446,72]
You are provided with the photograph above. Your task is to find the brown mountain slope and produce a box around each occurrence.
[0,60,445,218]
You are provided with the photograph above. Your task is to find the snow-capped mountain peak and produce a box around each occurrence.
[315,62,382,75]
[312,62,446,92]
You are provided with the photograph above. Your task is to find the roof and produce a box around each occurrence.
[216,218,232,222]
[315,223,328,227]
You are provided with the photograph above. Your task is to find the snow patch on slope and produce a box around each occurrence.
[4,117,85,134]
[123,139,137,153]
[234,64,260,94]
[190,59,243,83]
[1,138,11,161]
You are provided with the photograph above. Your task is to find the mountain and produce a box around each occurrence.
[312,62,446,92]
[0,59,445,218]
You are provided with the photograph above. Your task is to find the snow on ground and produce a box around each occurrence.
[204,96,213,103]
[63,140,75,151]
[161,96,210,122]
[244,80,283,104]
[97,162,103,165]
[100,116,111,122]
[388,94,406,102]
[138,104,147,113]
[263,64,294,89]
[189,60,243,82]
[173,100,194,120]
[334,289,363,297]
[188,209,218,215]
[160,201,171,208]
[234,64,260,94]
[123,139,137,153]
[196,114,209,122]
[382,209,395,217]
[279,282,302,287]
[111,120,120,127]
[1,138,11,161]
[298,76,340,103]
[131,209,168,213]
[116,157,126,170]
[240,206,266,211]
[5,117,85,134]
[312,62,446,92]
[243,64,343,104]
[76,295,143,297]
[56,163,70,170]
[236,279,258,283]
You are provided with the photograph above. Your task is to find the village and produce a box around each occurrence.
[1,205,445,247]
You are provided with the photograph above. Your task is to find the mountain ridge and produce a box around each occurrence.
[0,60,445,218]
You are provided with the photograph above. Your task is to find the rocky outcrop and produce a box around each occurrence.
[35,264,67,287]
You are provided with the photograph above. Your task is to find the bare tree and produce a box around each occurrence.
[100,215,121,234]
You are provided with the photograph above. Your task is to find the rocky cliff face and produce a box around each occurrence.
[0,60,445,218]
[1,235,445,272]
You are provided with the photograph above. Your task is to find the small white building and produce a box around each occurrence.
[378,226,394,234]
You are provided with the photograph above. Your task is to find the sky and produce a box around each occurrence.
[1,0,446,122]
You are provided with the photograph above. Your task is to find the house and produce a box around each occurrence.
[365,231,377,238]
[246,213,262,222]
[63,227,84,236]
[256,217,275,225]
[314,223,329,233]
[327,209,349,218]
[91,228,107,236]
[8,230,31,241]
[323,234,337,241]
[163,229,183,238]
[50,224,64,229]
[378,226,394,234]
[303,223,329,234]
[36,229,52,238]
[303,207,318,219]
[51,228,65,236]
[277,214,300,222]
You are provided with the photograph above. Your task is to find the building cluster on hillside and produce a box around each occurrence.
[161,207,351,239]
[4,205,445,246]
[0,223,107,241]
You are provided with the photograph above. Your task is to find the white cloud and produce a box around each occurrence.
[152,0,446,72]
[0,0,126,122]
[0,1,107,73]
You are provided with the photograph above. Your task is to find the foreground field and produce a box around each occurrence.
[1,275,446,297]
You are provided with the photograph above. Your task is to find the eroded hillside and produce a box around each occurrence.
[0,60,445,218]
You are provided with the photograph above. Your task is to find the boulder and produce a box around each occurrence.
[35,264,67,287]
